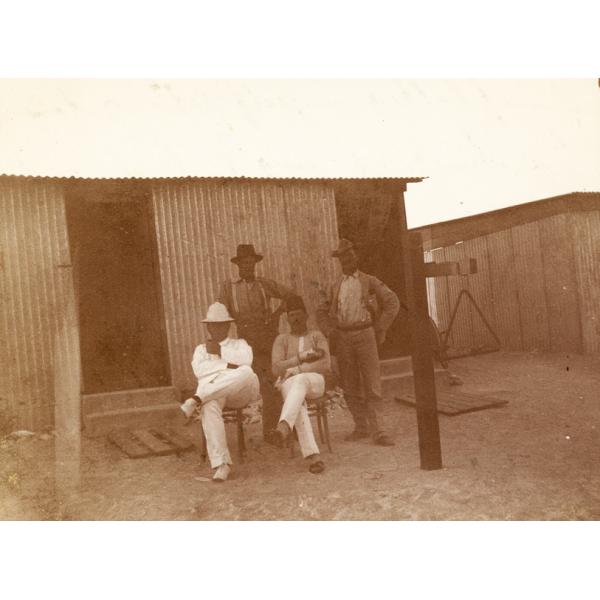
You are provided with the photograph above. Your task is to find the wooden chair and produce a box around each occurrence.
[289,394,333,456]
[198,407,247,463]
[180,390,248,463]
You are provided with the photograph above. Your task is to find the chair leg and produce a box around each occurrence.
[316,409,325,444]
[199,426,207,462]
[289,428,297,458]
[322,409,333,453]
[236,410,245,462]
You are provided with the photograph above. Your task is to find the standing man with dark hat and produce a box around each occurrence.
[317,239,400,446]
[218,243,294,441]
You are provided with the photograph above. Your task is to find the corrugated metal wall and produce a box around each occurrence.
[571,211,600,353]
[151,179,340,391]
[1,177,341,429]
[426,210,600,354]
[0,179,70,431]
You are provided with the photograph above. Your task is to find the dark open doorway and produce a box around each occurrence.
[65,182,170,394]
[333,180,411,358]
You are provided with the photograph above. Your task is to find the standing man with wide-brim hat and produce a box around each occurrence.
[218,243,294,442]
[317,239,400,446]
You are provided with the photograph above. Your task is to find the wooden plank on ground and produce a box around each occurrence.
[154,428,195,452]
[132,429,174,456]
[108,429,153,459]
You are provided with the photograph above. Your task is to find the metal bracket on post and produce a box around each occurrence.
[409,232,443,471]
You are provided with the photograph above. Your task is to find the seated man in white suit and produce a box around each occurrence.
[181,302,259,482]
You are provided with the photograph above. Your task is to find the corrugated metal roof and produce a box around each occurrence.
[0,174,426,182]
[413,191,600,250]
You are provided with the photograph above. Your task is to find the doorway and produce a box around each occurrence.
[333,180,411,358]
[65,183,170,394]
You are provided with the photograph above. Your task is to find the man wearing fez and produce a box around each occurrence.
[270,294,331,474]
[317,239,400,446]
[180,302,259,482]
[218,244,294,441]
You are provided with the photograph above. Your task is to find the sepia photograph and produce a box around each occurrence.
[2,2,599,597]
[1,78,599,523]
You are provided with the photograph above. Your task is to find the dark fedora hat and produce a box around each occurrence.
[286,294,306,313]
[231,244,263,264]
[331,238,356,258]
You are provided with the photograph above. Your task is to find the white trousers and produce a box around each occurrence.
[200,365,259,468]
[279,372,324,458]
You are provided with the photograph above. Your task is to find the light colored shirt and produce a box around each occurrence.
[191,337,253,387]
[271,330,331,379]
[219,277,294,324]
[337,271,371,326]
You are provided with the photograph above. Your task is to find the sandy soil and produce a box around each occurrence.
[2,351,600,520]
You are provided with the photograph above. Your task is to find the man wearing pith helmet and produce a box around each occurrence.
[180,302,259,482]
[316,239,400,447]
[218,243,294,443]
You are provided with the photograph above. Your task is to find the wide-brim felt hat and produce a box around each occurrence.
[286,294,306,313]
[231,244,263,264]
[202,302,235,323]
[331,238,355,257]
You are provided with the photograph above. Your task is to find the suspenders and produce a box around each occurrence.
[230,279,269,321]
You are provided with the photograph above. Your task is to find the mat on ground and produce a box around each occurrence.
[395,390,508,416]
[108,427,195,458]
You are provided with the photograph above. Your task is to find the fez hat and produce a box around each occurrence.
[331,238,355,258]
[231,244,263,264]
[202,302,235,323]
[286,294,306,313]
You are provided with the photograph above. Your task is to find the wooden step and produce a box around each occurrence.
[82,386,179,417]
[83,403,181,437]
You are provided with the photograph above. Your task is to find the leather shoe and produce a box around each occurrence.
[269,425,290,448]
[212,464,231,482]
[344,430,369,442]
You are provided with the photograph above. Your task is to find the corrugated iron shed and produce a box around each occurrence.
[1,174,420,431]
[420,191,600,356]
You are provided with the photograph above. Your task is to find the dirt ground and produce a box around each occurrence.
[1,351,600,520]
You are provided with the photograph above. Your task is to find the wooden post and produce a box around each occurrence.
[395,183,442,470]
[409,232,443,470]
[54,263,82,500]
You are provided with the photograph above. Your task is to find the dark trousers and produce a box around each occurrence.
[252,349,282,438]
[335,327,385,436]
